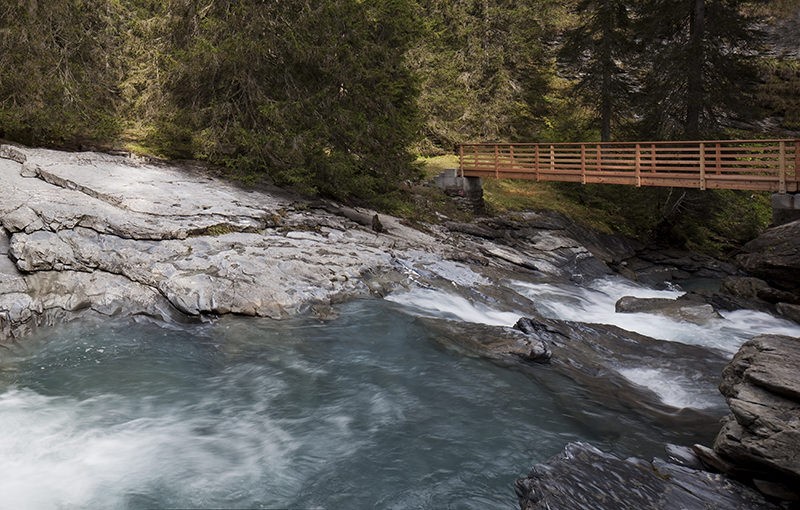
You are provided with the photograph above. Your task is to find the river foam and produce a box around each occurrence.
[513,277,800,353]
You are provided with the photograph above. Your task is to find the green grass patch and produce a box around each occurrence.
[416,154,460,179]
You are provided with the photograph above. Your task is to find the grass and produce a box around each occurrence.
[415,155,620,232]
[482,179,617,233]
[416,154,460,179]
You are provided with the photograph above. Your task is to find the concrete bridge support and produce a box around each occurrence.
[434,169,485,215]
[772,193,800,226]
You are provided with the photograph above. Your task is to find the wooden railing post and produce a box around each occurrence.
[795,140,800,189]
[650,143,656,172]
[595,144,601,173]
[509,144,515,171]
[715,142,721,175]
[549,144,555,176]
[779,140,787,194]
[534,144,540,181]
[580,144,587,185]
[634,143,641,187]
[494,144,500,179]
[459,144,464,178]
[699,142,706,190]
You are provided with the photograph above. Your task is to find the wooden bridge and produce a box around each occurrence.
[458,139,800,193]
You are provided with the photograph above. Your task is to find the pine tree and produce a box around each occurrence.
[559,0,635,141]
[0,0,125,145]
[155,0,422,201]
[635,0,764,139]
[410,0,564,151]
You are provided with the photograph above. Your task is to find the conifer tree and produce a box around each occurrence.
[635,0,764,139]
[559,0,635,141]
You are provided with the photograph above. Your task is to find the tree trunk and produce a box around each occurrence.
[601,41,613,142]
[685,0,705,139]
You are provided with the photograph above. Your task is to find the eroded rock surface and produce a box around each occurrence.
[713,334,800,491]
[737,220,800,297]
[0,145,610,342]
[515,442,779,510]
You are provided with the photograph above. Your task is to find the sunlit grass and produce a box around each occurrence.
[483,179,616,233]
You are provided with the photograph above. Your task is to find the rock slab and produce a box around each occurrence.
[515,442,778,510]
[737,219,800,296]
[714,334,800,487]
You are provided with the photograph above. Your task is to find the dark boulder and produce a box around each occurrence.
[737,220,800,296]
[621,248,737,287]
[713,334,800,495]
[515,442,779,510]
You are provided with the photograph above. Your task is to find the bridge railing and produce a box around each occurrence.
[458,139,800,193]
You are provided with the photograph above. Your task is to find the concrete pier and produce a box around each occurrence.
[434,169,485,214]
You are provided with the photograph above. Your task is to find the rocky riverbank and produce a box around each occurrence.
[0,145,614,343]
[2,145,799,509]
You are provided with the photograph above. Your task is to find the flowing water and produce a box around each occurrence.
[2,276,800,509]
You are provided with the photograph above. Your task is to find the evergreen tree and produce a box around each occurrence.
[410,0,564,151]
[635,0,764,139]
[559,0,635,141]
[155,0,422,201]
[0,0,125,145]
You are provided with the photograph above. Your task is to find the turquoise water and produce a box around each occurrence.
[0,299,719,509]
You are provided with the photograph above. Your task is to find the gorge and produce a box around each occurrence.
[2,146,800,509]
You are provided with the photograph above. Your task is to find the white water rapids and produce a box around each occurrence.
[1,272,798,508]
[386,275,800,412]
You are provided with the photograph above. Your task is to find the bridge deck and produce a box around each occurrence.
[458,139,800,193]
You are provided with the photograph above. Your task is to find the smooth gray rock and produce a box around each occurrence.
[615,295,723,324]
[714,335,800,487]
[1,145,625,342]
[515,442,779,510]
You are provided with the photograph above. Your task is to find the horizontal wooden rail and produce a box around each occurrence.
[458,139,800,193]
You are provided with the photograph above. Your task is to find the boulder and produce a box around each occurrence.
[737,220,800,296]
[713,335,800,493]
[777,303,800,323]
[614,295,722,324]
[515,442,779,510]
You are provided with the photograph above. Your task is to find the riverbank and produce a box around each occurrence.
[2,145,800,508]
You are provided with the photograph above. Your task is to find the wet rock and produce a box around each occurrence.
[445,213,614,280]
[515,442,779,510]
[737,219,800,296]
[665,444,706,469]
[430,312,728,448]
[614,295,722,324]
[622,248,737,287]
[722,276,774,300]
[777,303,800,323]
[713,335,800,490]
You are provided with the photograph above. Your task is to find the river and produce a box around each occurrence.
[1,276,799,509]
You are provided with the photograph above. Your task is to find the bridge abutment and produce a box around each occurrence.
[772,193,800,226]
[433,169,485,215]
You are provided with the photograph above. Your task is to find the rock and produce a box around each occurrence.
[713,335,800,489]
[722,276,773,299]
[1,145,625,342]
[623,248,737,287]
[615,295,722,324]
[737,220,800,296]
[665,443,705,470]
[692,444,738,475]
[515,442,779,510]
[777,302,800,323]
[429,313,728,443]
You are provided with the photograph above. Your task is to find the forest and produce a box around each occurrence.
[0,1,798,231]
